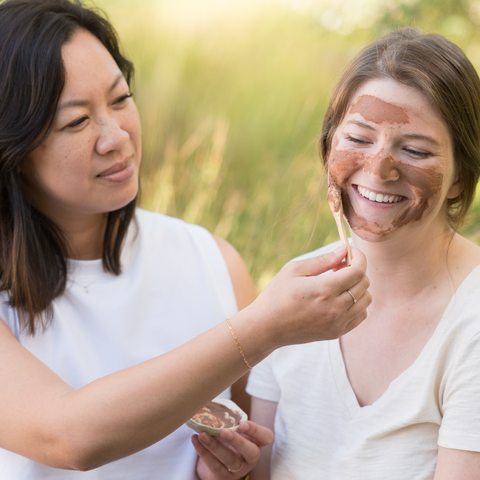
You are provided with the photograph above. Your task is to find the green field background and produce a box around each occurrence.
[93,0,480,290]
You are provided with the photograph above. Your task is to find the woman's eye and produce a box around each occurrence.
[404,147,431,159]
[68,116,88,128]
[346,135,368,145]
[115,93,132,104]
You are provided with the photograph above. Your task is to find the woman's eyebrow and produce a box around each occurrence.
[403,133,440,147]
[346,119,441,147]
[57,73,125,111]
[345,119,376,131]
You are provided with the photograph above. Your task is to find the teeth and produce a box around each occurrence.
[357,186,402,204]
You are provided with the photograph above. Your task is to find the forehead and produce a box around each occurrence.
[60,29,121,97]
[349,95,409,124]
[345,78,440,125]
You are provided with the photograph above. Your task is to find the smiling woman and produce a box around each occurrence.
[328,79,459,240]
[0,1,372,479]
[247,28,480,480]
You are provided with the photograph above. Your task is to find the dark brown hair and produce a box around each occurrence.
[320,27,480,229]
[0,0,136,335]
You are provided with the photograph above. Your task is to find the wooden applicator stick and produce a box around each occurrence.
[327,183,352,266]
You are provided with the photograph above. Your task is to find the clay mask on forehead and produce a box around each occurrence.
[350,95,409,124]
[328,94,444,237]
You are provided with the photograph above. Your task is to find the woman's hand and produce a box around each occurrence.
[192,421,274,480]
[236,245,371,355]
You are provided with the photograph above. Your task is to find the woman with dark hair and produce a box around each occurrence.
[0,0,371,478]
[245,28,480,479]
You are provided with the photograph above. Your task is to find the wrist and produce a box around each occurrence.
[228,306,276,367]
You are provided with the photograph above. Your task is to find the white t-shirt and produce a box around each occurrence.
[247,242,480,480]
[0,208,238,480]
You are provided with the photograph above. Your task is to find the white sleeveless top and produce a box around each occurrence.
[0,209,238,479]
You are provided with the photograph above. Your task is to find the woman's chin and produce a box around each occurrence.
[101,189,138,214]
[349,224,401,243]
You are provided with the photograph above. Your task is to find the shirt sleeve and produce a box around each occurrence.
[246,353,281,402]
[438,331,480,452]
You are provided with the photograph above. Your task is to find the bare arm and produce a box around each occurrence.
[434,447,480,480]
[214,235,257,416]
[0,315,256,471]
[0,245,370,471]
[249,397,277,480]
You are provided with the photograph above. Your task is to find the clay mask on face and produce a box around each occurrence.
[349,95,409,125]
[328,94,445,237]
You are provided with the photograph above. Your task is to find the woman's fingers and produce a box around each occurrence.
[193,422,274,479]
[192,434,235,479]
[289,245,348,277]
[237,420,274,447]
[342,275,370,309]
[199,430,258,466]
[246,245,371,347]
[344,308,369,334]
[193,432,250,480]
[323,247,368,293]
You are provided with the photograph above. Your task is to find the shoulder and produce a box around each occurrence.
[134,208,189,233]
[213,236,243,268]
[133,208,214,247]
[449,234,480,289]
[213,236,257,310]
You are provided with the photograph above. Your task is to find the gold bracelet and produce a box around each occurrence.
[226,319,252,370]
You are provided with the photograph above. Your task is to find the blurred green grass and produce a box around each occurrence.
[94,0,480,290]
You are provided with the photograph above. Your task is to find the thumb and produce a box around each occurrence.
[290,244,347,277]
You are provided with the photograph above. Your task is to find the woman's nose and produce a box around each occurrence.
[365,152,400,181]
[96,116,129,155]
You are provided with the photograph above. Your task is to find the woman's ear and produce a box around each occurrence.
[446,175,463,199]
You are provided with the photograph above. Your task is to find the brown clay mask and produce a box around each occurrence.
[328,92,448,238]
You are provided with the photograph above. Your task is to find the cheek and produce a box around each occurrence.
[328,146,365,185]
[28,142,91,195]
[400,163,444,200]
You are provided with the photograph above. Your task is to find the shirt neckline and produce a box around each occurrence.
[65,212,139,281]
[329,263,480,417]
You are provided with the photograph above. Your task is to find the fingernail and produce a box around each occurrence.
[199,432,212,444]
[238,421,249,432]
[220,429,234,441]
[334,244,346,254]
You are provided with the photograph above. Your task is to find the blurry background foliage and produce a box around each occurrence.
[94,0,480,290]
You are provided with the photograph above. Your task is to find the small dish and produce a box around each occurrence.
[186,398,248,437]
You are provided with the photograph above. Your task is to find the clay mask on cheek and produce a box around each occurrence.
[330,150,445,236]
[327,142,369,232]
[391,163,444,228]
[327,136,365,185]
[330,153,444,236]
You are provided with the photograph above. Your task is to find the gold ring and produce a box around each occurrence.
[347,289,357,304]
[227,456,244,473]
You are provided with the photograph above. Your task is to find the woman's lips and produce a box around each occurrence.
[354,184,406,204]
[97,161,134,183]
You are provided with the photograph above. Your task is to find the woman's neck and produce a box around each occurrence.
[53,211,108,260]
[351,221,456,306]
